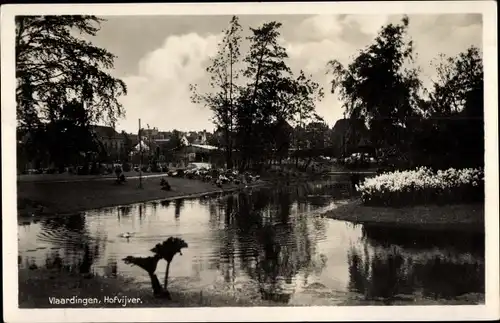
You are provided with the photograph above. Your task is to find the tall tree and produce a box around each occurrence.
[418,46,484,168]
[16,15,127,130]
[190,16,243,169]
[327,16,421,151]
[428,46,483,118]
[237,21,323,170]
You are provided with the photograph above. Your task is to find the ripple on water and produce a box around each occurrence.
[18,181,485,305]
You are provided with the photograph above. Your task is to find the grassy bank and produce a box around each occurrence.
[18,268,275,308]
[324,199,484,233]
[17,176,270,217]
[19,267,484,308]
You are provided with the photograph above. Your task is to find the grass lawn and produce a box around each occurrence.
[18,268,275,308]
[324,199,484,233]
[17,176,268,217]
[18,267,484,308]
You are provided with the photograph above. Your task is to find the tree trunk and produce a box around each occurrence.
[149,272,171,299]
[225,128,233,169]
[164,261,171,290]
[304,157,312,171]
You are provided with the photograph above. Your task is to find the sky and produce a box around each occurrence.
[86,14,482,133]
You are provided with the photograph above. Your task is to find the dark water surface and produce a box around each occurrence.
[18,181,484,305]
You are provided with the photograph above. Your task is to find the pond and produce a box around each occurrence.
[18,180,485,305]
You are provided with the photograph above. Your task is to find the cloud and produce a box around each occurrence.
[116,14,482,133]
[117,32,222,132]
[282,15,392,126]
[281,14,482,127]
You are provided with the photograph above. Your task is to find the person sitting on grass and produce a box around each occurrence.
[119,173,126,183]
[115,165,126,185]
[160,178,171,191]
[115,165,122,178]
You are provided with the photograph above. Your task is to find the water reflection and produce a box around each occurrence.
[18,179,484,305]
[348,225,484,303]
[174,199,184,219]
[32,213,105,274]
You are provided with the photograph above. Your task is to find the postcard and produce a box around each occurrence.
[2,1,498,322]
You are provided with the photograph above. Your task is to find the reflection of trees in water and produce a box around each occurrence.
[105,257,118,278]
[174,199,184,219]
[37,213,106,274]
[149,202,158,218]
[292,181,350,208]
[361,224,484,257]
[118,205,134,217]
[206,184,332,303]
[347,234,485,302]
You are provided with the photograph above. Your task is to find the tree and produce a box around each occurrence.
[290,118,329,170]
[122,131,133,162]
[16,16,127,169]
[416,46,484,168]
[206,130,222,147]
[273,118,293,165]
[428,46,483,118]
[158,130,185,163]
[190,16,243,169]
[16,15,127,129]
[236,21,323,170]
[327,16,421,151]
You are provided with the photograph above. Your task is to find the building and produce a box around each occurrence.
[174,143,222,167]
[141,127,159,140]
[192,130,207,145]
[91,125,126,162]
[329,118,372,157]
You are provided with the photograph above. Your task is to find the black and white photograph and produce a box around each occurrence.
[1,2,498,322]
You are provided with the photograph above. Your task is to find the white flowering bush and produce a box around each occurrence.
[357,167,484,206]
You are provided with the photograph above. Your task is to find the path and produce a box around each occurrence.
[17,172,166,183]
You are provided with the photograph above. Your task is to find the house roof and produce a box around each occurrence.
[91,125,119,138]
[330,118,371,145]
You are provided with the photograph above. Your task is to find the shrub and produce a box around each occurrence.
[122,163,131,172]
[89,162,100,175]
[357,167,484,207]
[150,163,161,173]
[77,166,89,175]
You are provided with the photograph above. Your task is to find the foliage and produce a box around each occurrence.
[122,131,133,161]
[24,99,101,168]
[122,162,131,172]
[16,15,127,169]
[327,16,483,170]
[16,15,127,130]
[190,16,242,169]
[150,237,189,262]
[327,16,421,150]
[426,46,483,117]
[237,22,324,169]
[411,46,484,169]
[289,119,330,169]
[191,17,323,171]
[357,167,484,207]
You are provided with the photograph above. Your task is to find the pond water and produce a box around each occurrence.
[18,180,485,305]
